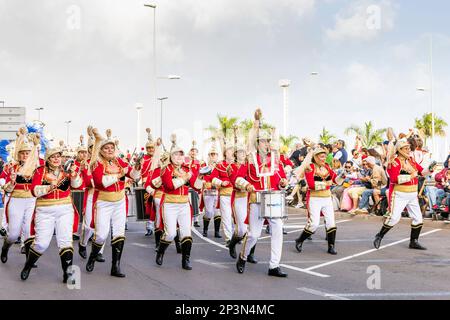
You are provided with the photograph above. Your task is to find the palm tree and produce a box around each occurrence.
[344,122,386,148]
[205,114,240,142]
[319,127,336,145]
[279,135,299,150]
[238,118,274,136]
[414,113,448,144]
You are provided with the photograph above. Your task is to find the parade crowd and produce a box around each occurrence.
[0,109,448,284]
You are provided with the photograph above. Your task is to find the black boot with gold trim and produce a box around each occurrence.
[373,224,392,249]
[326,227,337,255]
[247,244,258,264]
[295,229,313,253]
[60,248,74,283]
[156,240,170,266]
[174,230,182,254]
[24,238,37,268]
[228,234,242,259]
[20,247,41,281]
[214,216,222,238]
[154,229,162,252]
[409,224,427,250]
[203,218,210,237]
[86,241,103,272]
[236,254,246,274]
[181,237,193,270]
[1,240,13,263]
[111,237,126,278]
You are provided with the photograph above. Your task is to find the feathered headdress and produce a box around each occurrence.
[170,133,183,155]
[145,128,155,148]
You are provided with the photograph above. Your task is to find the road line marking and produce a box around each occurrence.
[131,242,151,248]
[330,292,450,298]
[305,229,442,271]
[280,265,330,278]
[297,287,349,300]
[192,226,329,278]
[194,259,229,269]
[258,219,351,240]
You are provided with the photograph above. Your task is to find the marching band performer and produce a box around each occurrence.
[85,129,141,277]
[210,140,235,245]
[228,133,251,260]
[1,128,39,264]
[186,141,202,228]
[142,128,155,237]
[294,147,338,255]
[373,139,434,250]
[20,145,83,282]
[156,134,204,270]
[235,109,289,278]
[144,138,169,251]
[201,139,221,238]
[77,128,106,263]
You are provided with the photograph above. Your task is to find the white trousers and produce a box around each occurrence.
[1,195,9,230]
[233,196,248,238]
[241,204,283,269]
[203,195,220,220]
[219,196,234,241]
[154,198,162,230]
[161,202,191,242]
[33,204,74,254]
[93,199,126,245]
[305,197,336,233]
[5,197,36,243]
[80,194,105,253]
[386,191,423,227]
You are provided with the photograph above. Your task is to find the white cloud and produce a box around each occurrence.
[326,0,396,42]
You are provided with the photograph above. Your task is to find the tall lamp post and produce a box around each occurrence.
[158,97,168,139]
[136,104,144,150]
[35,107,44,121]
[65,120,72,146]
[279,80,291,137]
[144,3,157,131]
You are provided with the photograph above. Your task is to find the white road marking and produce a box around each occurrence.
[194,259,229,269]
[131,243,151,248]
[297,287,350,300]
[258,219,351,240]
[192,226,330,278]
[306,229,442,271]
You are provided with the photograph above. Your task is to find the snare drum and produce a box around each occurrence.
[256,191,287,219]
[134,187,149,221]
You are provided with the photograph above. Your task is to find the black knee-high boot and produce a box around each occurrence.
[409,224,426,250]
[295,229,314,253]
[181,237,193,270]
[326,227,337,255]
[59,248,74,283]
[1,240,13,263]
[154,229,162,252]
[174,230,182,254]
[86,241,103,272]
[20,247,41,281]
[203,218,210,237]
[156,240,170,266]
[247,244,258,264]
[111,237,126,277]
[228,234,243,259]
[214,216,222,238]
[373,224,392,249]
[24,238,38,268]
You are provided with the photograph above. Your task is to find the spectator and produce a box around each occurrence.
[290,138,312,167]
[444,151,450,169]
[434,168,450,214]
[325,144,334,165]
[332,161,357,204]
[355,156,388,214]
[347,158,372,214]
[333,139,348,165]
[350,149,362,168]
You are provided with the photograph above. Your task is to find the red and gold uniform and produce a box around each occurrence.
[201,161,220,237]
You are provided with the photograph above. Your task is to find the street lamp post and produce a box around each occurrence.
[35,107,44,121]
[65,120,72,146]
[144,3,157,131]
[279,80,291,137]
[136,104,144,150]
[158,97,168,139]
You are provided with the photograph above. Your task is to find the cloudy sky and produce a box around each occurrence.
[1,0,449,159]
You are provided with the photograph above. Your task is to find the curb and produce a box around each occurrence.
[288,207,450,230]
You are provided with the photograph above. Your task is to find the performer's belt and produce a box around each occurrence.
[11,189,33,198]
[309,190,332,198]
[98,190,125,202]
[219,187,233,197]
[204,182,213,189]
[164,194,189,204]
[393,184,417,193]
[36,197,72,207]
[154,190,163,199]
[235,191,247,198]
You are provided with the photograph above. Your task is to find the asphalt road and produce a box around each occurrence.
[1,208,449,300]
